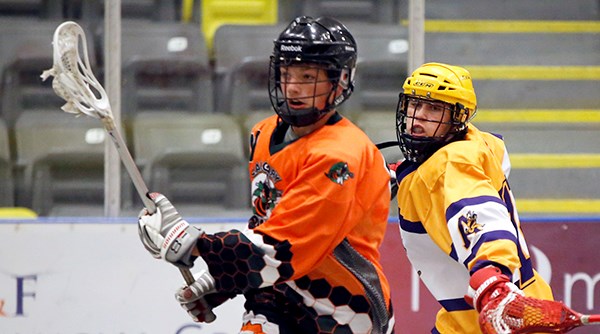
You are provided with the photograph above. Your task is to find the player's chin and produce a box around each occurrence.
[290,104,312,113]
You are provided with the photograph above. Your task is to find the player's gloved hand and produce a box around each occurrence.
[386,160,402,200]
[387,161,401,178]
[465,265,524,312]
[175,269,235,323]
[137,192,203,267]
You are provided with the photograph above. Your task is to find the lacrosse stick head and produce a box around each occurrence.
[40,21,112,120]
[479,295,583,334]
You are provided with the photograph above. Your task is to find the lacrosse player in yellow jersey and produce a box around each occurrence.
[391,63,554,333]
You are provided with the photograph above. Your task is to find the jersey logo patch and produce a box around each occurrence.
[253,180,279,217]
[325,162,354,185]
[458,211,481,249]
[250,162,282,227]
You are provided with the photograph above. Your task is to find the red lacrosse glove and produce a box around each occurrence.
[387,161,400,172]
[465,265,524,312]
[387,160,402,176]
[387,160,403,200]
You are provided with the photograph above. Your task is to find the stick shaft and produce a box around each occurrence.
[180,267,196,284]
[582,314,600,325]
[101,117,156,213]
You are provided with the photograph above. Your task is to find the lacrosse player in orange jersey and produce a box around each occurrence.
[390,63,554,333]
[138,16,395,334]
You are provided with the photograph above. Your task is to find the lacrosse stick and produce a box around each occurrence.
[479,294,600,333]
[40,20,207,301]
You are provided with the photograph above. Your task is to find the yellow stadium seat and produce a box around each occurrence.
[201,0,278,55]
[0,207,37,219]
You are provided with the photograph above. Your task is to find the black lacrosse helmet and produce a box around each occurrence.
[268,16,357,127]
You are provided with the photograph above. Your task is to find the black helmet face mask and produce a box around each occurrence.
[269,60,342,127]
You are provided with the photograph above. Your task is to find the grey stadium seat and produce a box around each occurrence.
[14,110,107,215]
[0,0,63,19]
[132,112,249,209]
[342,22,409,115]
[212,23,286,114]
[97,20,213,119]
[225,60,273,114]
[347,59,407,115]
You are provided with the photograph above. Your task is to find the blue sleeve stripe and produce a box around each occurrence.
[449,246,458,261]
[470,260,512,277]
[439,297,473,312]
[463,230,518,267]
[398,213,427,234]
[445,195,506,222]
[395,161,419,182]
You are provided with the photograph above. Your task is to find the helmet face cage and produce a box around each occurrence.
[268,16,357,127]
[268,58,343,127]
[396,93,468,163]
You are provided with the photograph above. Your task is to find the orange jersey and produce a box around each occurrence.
[243,112,394,333]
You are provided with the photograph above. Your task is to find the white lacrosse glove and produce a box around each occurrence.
[175,269,236,323]
[137,193,203,267]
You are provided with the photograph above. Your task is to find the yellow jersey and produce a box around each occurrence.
[395,124,553,333]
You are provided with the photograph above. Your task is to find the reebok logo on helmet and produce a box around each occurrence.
[280,45,302,52]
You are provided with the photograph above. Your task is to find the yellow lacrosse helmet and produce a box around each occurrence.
[402,62,477,123]
[396,63,478,163]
